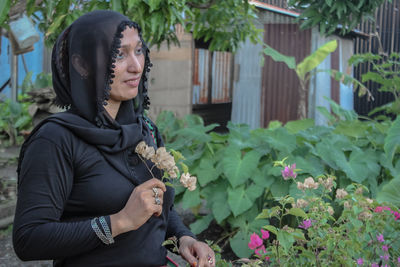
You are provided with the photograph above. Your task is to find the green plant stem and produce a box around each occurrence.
[215,228,239,246]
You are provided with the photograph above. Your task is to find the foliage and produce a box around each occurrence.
[21,71,53,93]
[157,106,400,259]
[0,95,33,146]
[263,39,372,119]
[0,0,261,51]
[349,52,400,118]
[246,176,400,266]
[288,0,391,36]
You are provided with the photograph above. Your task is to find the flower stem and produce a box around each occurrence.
[138,155,155,178]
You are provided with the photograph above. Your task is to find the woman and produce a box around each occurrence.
[13,10,214,267]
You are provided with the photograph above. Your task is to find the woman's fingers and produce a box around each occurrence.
[141,178,166,192]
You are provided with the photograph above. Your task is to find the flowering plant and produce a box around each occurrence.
[244,161,400,266]
[135,141,197,191]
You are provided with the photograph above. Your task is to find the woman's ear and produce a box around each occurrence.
[71,54,89,78]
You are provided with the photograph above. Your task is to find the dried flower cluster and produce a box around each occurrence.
[335,188,348,199]
[135,141,197,191]
[318,176,334,192]
[297,177,319,191]
[293,198,309,209]
[180,173,197,191]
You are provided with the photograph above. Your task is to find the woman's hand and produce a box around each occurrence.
[110,178,166,237]
[179,236,215,267]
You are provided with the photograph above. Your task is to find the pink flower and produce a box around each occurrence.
[382,245,388,251]
[356,258,363,265]
[281,164,297,180]
[255,245,266,256]
[394,211,400,221]
[261,229,270,240]
[248,233,263,250]
[265,256,270,261]
[380,254,389,261]
[374,206,383,213]
[382,206,391,211]
[371,263,379,267]
[299,219,313,230]
[398,256,400,263]
[376,234,385,243]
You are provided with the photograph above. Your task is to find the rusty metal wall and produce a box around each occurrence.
[211,52,233,103]
[354,0,400,117]
[192,48,210,104]
[261,24,311,127]
[192,49,233,104]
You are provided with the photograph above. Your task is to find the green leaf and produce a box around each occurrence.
[296,40,337,80]
[148,0,162,12]
[14,115,31,129]
[265,127,297,154]
[181,187,201,209]
[377,177,400,206]
[227,185,253,217]
[288,208,307,218]
[46,14,68,37]
[384,116,400,163]
[277,230,295,252]
[270,178,290,197]
[285,119,314,134]
[0,0,10,25]
[230,230,253,258]
[194,157,220,187]
[111,0,123,12]
[256,206,281,220]
[263,45,296,69]
[263,225,278,236]
[207,181,231,224]
[222,146,261,187]
[189,214,213,235]
[127,0,142,9]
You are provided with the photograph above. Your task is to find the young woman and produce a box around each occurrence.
[13,10,214,267]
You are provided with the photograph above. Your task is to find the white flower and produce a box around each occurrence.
[168,166,178,179]
[303,177,319,189]
[180,173,197,191]
[336,188,348,199]
[344,201,351,209]
[327,206,334,216]
[152,147,176,171]
[293,199,309,209]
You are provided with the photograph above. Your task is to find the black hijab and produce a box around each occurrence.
[18,10,156,182]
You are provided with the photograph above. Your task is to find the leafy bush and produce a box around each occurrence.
[157,106,400,258]
[244,173,400,266]
[0,95,33,146]
[349,52,400,119]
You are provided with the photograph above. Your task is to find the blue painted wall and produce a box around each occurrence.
[0,27,44,99]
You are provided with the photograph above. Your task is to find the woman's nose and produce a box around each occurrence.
[127,54,142,73]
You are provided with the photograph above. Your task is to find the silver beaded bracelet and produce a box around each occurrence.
[99,216,114,244]
[91,217,114,245]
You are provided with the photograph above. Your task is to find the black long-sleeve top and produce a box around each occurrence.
[13,121,194,266]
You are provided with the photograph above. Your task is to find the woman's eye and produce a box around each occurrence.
[116,53,125,60]
[135,47,143,55]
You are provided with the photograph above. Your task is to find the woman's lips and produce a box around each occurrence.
[125,78,140,87]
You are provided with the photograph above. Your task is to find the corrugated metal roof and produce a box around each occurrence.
[249,0,300,17]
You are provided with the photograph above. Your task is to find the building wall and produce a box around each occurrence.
[147,29,193,121]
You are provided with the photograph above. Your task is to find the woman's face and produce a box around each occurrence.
[109,27,145,102]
